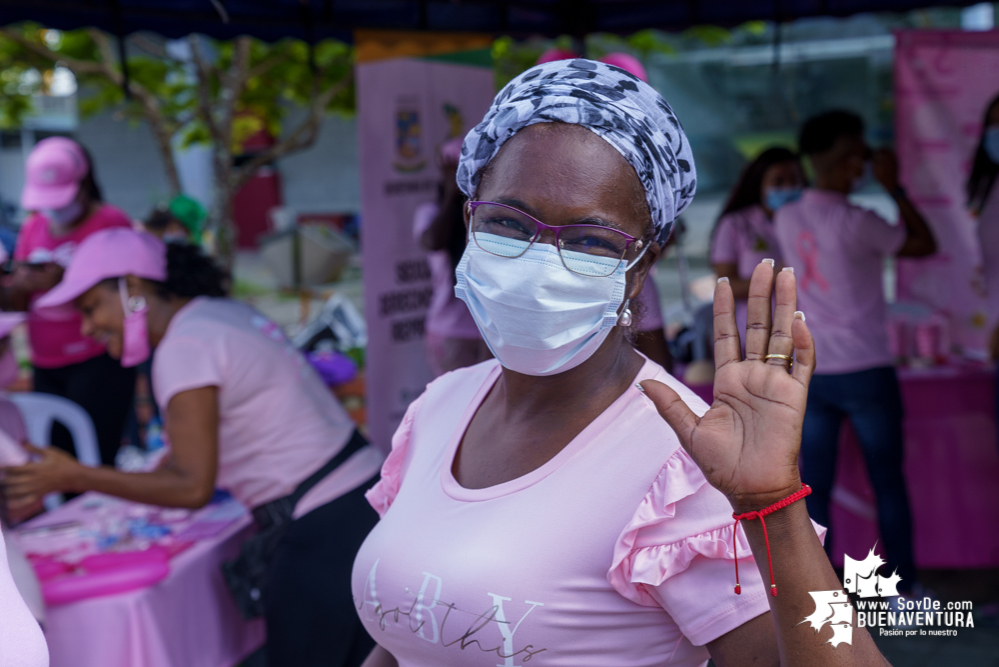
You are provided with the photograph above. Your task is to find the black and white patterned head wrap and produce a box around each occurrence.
[456,58,696,244]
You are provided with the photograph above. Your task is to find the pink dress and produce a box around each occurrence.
[351,359,817,666]
[978,186,999,330]
[412,202,481,340]
[710,205,781,338]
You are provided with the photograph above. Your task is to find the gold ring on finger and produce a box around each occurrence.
[764,353,793,364]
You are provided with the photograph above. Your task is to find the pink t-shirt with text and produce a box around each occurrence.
[774,189,906,374]
[351,359,824,667]
[710,205,781,337]
[412,202,481,340]
[152,298,383,518]
[14,205,132,368]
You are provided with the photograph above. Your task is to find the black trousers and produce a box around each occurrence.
[33,353,136,466]
[263,474,380,667]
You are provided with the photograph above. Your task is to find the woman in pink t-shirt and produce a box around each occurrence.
[2,230,383,667]
[1,137,135,466]
[414,140,490,376]
[710,147,805,339]
[353,60,889,667]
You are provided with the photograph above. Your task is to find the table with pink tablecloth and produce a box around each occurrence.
[687,364,999,568]
[14,493,264,667]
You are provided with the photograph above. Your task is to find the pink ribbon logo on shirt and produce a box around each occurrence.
[795,231,829,292]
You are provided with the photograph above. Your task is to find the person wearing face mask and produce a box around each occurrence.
[354,60,893,667]
[415,139,491,376]
[534,51,675,370]
[710,147,805,339]
[774,110,936,594]
[0,137,136,467]
[0,229,384,667]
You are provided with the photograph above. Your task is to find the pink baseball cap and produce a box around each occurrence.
[21,137,91,210]
[600,52,648,83]
[35,228,166,310]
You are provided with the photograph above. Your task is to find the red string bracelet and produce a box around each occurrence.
[731,484,812,597]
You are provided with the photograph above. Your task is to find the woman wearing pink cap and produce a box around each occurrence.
[1,229,383,667]
[2,137,135,466]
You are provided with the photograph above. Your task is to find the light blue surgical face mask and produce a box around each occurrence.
[764,187,803,212]
[455,235,647,376]
[983,126,999,165]
[43,200,85,228]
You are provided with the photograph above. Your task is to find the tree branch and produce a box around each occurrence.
[129,34,180,62]
[246,51,289,81]
[0,27,106,76]
[230,67,353,193]
[0,27,182,194]
[87,29,182,194]
[188,36,225,148]
[219,36,252,152]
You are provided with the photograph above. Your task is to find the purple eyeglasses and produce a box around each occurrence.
[466,201,645,277]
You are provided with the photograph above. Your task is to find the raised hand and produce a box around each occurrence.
[641,260,815,513]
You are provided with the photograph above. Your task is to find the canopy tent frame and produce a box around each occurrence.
[0,0,989,44]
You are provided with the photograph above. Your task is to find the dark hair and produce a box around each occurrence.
[710,147,800,252]
[967,92,999,213]
[144,205,176,231]
[157,242,227,298]
[799,110,865,156]
[76,143,104,203]
[101,243,227,303]
[718,147,799,219]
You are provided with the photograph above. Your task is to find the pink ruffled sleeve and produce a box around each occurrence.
[364,393,425,518]
[608,446,826,646]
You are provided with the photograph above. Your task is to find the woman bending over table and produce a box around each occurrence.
[354,59,890,666]
[1,230,383,667]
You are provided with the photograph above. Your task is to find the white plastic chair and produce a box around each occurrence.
[7,393,101,510]
[7,392,101,466]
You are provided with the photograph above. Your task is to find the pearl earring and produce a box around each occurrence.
[618,299,633,327]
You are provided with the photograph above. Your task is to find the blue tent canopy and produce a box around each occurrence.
[0,1,983,42]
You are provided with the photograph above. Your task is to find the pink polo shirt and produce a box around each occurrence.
[774,189,905,374]
[351,359,823,667]
[413,202,481,340]
[14,205,132,368]
[152,298,383,518]
[710,205,781,337]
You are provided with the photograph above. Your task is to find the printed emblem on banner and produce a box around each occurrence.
[394,96,427,174]
[443,102,464,140]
